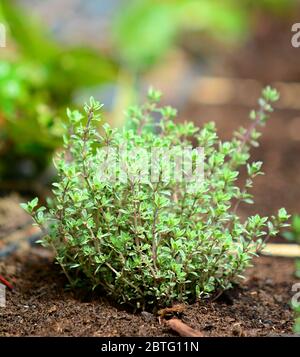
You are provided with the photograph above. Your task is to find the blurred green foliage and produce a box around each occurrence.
[295,311,300,334]
[283,215,300,245]
[113,0,297,72]
[284,214,300,334]
[113,0,245,71]
[0,0,117,180]
[0,0,297,182]
[283,215,300,279]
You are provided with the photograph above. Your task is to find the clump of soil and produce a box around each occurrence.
[0,251,297,337]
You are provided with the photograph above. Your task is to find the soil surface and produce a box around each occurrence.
[0,251,297,337]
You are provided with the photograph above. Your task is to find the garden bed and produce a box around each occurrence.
[0,251,296,337]
[1,22,299,336]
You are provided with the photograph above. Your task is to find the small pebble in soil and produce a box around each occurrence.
[232,323,245,336]
[48,305,58,314]
[203,324,214,331]
[273,294,283,303]
[265,278,274,286]
[263,319,274,326]
[141,311,156,322]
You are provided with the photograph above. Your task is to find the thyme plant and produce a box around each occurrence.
[22,87,289,308]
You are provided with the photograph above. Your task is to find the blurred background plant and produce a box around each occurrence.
[294,302,300,333]
[113,0,295,71]
[293,299,300,334]
[284,215,300,278]
[283,214,300,334]
[0,0,298,189]
[283,214,300,333]
[0,0,299,211]
[0,0,117,186]
[111,0,297,113]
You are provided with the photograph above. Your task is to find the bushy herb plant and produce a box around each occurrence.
[22,87,289,308]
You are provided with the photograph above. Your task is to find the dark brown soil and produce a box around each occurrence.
[0,251,297,337]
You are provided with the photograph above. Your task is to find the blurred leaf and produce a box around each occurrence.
[295,259,300,279]
[283,231,296,242]
[177,0,248,42]
[113,0,178,71]
[292,215,300,235]
[248,0,298,15]
[0,1,118,180]
[0,0,59,62]
[113,0,297,73]
[55,48,117,88]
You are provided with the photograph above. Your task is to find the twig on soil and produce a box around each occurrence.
[158,304,186,319]
[165,318,204,337]
[0,275,14,291]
